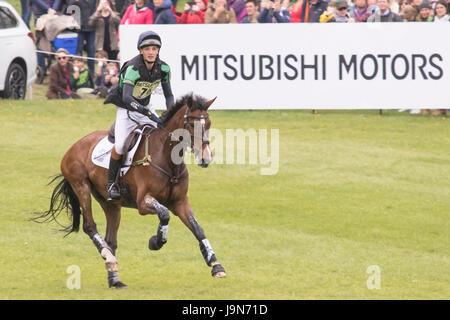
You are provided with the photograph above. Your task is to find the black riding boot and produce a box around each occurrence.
[107,156,122,201]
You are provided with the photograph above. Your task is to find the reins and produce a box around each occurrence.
[129,105,210,202]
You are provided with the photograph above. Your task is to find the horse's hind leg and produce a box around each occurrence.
[93,192,127,289]
[171,197,226,278]
[65,173,126,289]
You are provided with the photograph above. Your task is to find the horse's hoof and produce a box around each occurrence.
[211,264,226,278]
[148,235,163,251]
[110,281,128,289]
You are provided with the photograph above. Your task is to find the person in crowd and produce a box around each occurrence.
[153,0,178,23]
[348,0,373,22]
[121,0,154,25]
[205,0,237,23]
[298,0,329,22]
[433,0,450,21]
[93,50,109,98]
[68,0,97,75]
[288,0,304,22]
[400,4,419,20]
[88,0,121,61]
[258,0,291,22]
[31,0,60,83]
[46,48,74,99]
[228,0,247,23]
[104,62,120,92]
[367,0,403,21]
[115,0,133,17]
[366,0,379,14]
[20,0,32,28]
[417,1,434,20]
[411,0,423,11]
[319,0,336,22]
[179,0,206,23]
[324,0,355,22]
[70,57,97,99]
[242,0,260,22]
[397,0,410,14]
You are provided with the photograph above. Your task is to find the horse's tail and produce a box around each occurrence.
[32,174,81,236]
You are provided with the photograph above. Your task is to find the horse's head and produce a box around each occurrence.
[183,95,216,168]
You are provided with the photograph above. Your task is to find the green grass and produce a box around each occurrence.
[0,92,449,299]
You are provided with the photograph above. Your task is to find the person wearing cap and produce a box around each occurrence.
[417,1,434,20]
[323,0,354,22]
[103,31,175,201]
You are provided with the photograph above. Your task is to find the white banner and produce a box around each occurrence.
[120,23,450,110]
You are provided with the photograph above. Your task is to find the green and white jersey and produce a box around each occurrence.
[118,55,171,107]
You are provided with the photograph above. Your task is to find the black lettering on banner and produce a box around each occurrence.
[377,54,390,80]
[301,55,318,80]
[210,55,222,81]
[203,55,207,80]
[277,55,282,80]
[412,54,428,80]
[241,55,255,80]
[179,53,444,82]
[223,55,238,80]
[322,55,326,80]
[428,53,443,80]
[259,55,274,80]
[339,54,357,80]
[181,55,199,80]
[391,54,409,80]
[284,55,298,80]
[360,54,378,80]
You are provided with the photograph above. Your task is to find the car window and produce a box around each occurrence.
[0,7,18,29]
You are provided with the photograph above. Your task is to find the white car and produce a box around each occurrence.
[0,1,37,99]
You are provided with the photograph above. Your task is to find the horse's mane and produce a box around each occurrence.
[160,93,208,124]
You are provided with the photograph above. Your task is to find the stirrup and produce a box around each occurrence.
[107,183,121,201]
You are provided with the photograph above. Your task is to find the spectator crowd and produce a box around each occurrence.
[21,0,449,115]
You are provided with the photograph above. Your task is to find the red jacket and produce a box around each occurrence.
[179,9,205,24]
[120,4,154,25]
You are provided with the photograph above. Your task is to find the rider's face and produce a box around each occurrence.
[139,45,160,64]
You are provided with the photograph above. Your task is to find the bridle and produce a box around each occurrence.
[183,106,210,152]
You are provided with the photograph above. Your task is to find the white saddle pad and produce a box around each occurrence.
[91,126,149,177]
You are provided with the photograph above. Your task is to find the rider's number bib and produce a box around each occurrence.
[132,80,161,99]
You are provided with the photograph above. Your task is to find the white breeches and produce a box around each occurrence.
[114,106,156,155]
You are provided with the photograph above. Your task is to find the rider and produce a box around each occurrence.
[104,30,175,201]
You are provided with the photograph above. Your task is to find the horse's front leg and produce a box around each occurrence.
[138,194,170,250]
[172,197,226,278]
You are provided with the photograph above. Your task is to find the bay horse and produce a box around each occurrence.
[35,93,226,288]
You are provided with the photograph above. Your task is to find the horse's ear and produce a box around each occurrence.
[205,97,217,110]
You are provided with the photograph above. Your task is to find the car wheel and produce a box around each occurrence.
[4,63,27,99]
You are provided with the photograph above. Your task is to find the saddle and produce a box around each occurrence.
[108,121,144,153]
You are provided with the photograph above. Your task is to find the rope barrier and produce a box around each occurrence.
[36,50,120,63]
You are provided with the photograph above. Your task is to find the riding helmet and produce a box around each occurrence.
[137,31,162,50]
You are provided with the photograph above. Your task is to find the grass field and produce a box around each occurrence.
[0,90,449,300]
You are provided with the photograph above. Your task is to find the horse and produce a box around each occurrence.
[34,93,226,288]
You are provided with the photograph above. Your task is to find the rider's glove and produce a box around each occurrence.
[130,101,147,115]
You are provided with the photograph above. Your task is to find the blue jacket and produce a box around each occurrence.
[153,0,177,24]
[258,8,291,23]
[31,0,61,18]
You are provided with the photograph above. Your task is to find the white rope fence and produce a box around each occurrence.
[36,50,120,63]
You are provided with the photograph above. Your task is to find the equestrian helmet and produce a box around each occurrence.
[137,31,162,50]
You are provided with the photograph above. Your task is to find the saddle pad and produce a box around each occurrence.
[91,127,147,177]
